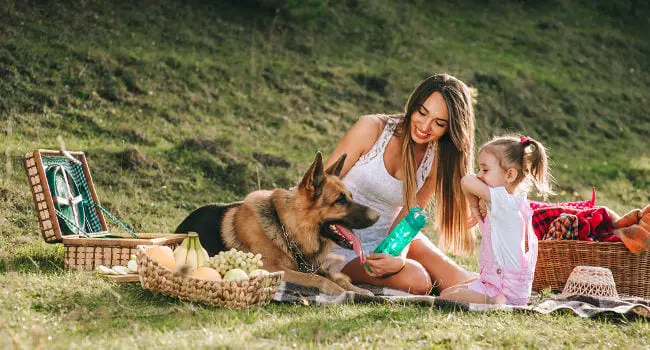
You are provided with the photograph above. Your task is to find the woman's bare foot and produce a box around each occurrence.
[616,205,650,253]
[613,208,642,229]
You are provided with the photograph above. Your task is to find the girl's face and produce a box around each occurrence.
[410,92,449,145]
[476,150,508,188]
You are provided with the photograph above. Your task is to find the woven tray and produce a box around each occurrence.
[136,245,284,308]
[534,240,650,299]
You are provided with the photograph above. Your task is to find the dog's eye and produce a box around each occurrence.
[335,194,347,205]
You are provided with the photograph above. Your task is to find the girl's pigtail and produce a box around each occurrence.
[523,138,553,198]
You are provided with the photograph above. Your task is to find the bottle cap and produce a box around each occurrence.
[405,207,427,231]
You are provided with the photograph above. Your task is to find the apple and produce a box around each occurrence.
[223,268,249,281]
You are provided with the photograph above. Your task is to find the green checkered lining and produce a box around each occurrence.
[42,155,104,233]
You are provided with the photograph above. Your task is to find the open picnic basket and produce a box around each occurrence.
[24,149,186,271]
[533,241,650,299]
[136,245,284,308]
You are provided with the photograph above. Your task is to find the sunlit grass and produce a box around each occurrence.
[1,0,648,348]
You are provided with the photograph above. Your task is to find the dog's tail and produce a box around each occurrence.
[175,202,242,256]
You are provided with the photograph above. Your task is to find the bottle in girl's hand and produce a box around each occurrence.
[374,207,427,256]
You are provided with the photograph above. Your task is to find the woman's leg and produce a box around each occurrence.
[407,236,476,292]
[341,258,433,295]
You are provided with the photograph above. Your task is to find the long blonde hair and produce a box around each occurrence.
[395,74,476,254]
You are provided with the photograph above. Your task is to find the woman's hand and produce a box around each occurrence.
[465,192,482,227]
[466,214,478,228]
[479,199,487,219]
[364,253,406,277]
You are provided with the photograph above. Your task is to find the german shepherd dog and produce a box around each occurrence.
[175,152,379,295]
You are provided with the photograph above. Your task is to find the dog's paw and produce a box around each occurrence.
[351,286,374,296]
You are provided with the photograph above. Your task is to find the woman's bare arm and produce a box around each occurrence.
[323,115,385,178]
[388,168,439,255]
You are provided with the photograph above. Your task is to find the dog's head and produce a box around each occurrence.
[297,152,380,263]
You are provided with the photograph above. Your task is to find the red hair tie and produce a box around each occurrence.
[520,136,532,145]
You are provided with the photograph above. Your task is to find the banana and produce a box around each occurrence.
[173,237,190,265]
[196,238,210,268]
[185,237,198,271]
[194,237,204,268]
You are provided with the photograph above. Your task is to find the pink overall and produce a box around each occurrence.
[468,195,538,306]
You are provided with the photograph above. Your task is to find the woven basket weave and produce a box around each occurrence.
[136,246,283,308]
[64,234,185,271]
[534,241,650,299]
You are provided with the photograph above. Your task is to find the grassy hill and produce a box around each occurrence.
[1,0,649,348]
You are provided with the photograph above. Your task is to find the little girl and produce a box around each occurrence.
[440,135,552,305]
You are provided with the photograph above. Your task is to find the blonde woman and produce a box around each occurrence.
[325,74,477,295]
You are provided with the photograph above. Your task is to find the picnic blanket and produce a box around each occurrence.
[273,282,650,320]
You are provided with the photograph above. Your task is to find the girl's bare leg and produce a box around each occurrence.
[407,237,476,291]
[341,258,433,295]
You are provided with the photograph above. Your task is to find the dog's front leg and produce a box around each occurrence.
[319,254,373,296]
[278,269,347,296]
[324,271,374,296]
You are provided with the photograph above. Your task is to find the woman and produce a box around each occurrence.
[324,73,477,295]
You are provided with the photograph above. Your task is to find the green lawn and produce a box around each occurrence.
[1,0,649,348]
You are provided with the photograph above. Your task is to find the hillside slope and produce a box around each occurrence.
[1,0,648,243]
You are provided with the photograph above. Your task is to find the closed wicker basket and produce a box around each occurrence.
[534,240,650,299]
[136,245,283,308]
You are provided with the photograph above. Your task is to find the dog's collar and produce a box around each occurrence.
[278,222,320,274]
[266,196,320,274]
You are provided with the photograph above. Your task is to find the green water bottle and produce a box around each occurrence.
[374,207,427,255]
[365,207,427,272]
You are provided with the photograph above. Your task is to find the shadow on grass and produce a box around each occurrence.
[5,242,65,274]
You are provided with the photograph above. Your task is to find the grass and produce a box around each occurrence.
[1,0,649,348]
[2,268,648,349]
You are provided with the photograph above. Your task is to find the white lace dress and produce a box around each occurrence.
[328,115,435,272]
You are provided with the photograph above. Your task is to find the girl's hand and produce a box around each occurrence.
[365,253,406,277]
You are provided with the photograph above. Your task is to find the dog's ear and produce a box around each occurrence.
[299,152,325,198]
[325,153,347,177]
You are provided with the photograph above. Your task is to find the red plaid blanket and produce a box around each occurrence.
[530,188,619,242]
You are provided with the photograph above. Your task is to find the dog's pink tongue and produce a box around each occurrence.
[335,224,365,265]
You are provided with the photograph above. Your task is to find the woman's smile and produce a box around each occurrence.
[414,127,431,139]
[409,92,449,145]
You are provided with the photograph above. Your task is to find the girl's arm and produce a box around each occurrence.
[461,175,491,223]
[461,174,491,202]
[323,115,384,178]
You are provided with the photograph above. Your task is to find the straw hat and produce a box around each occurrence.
[559,266,619,299]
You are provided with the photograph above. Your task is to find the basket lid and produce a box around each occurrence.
[25,149,108,242]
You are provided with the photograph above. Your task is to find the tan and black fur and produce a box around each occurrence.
[175,152,379,295]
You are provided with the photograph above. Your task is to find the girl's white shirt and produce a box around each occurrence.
[486,186,529,268]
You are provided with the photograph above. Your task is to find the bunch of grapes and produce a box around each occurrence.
[208,248,263,275]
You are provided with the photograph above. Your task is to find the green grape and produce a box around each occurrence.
[208,248,266,274]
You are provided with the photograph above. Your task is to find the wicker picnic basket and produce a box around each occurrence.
[25,149,186,270]
[136,245,284,308]
[533,240,650,299]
